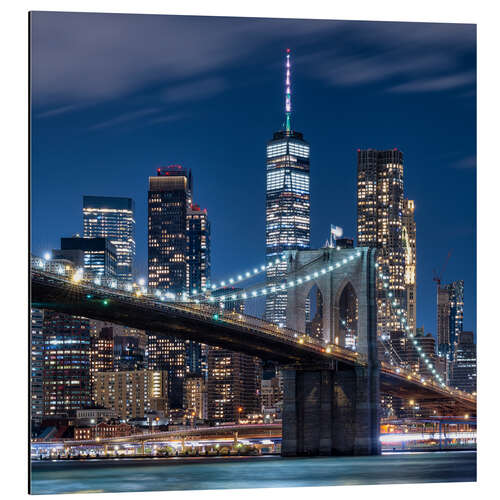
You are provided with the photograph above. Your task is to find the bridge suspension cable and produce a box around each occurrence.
[376,264,450,391]
[204,254,288,293]
[196,252,363,304]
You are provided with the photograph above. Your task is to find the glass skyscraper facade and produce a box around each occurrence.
[450,331,476,394]
[265,49,310,325]
[402,199,417,334]
[147,165,210,408]
[148,166,192,292]
[356,149,407,338]
[60,236,117,278]
[437,279,464,363]
[83,196,135,283]
[187,204,210,293]
[42,312,91,415]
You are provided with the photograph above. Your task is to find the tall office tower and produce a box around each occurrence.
[186,204,211,293]
[83,196,135,283]
[148,165,192,292]
[59,236,117,278]
[30,308,44,428]
[265,49,310,325]
[90,326,114,388]
[437,280,464,363]
[207,289,261,424]
[147,165,209,408]
[402,200,417,334]
[357,148,406,337]
[450,331,476,394]
[93,370,169,420]
[42,312,91,416]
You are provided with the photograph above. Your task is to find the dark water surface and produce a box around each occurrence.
[31,451,476,495]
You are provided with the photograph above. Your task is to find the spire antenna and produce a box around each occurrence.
[285,48,292,132]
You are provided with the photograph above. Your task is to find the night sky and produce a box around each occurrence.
[30,12,476,337]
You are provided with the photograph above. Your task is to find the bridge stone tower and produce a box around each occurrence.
[282,247,380,456]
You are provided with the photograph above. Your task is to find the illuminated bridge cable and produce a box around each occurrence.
[376,265,471,397]
[203,254,288,294]
[197,252,363,304]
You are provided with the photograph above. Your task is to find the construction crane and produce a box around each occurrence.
[433,250,452,289]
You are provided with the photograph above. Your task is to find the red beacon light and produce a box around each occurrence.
[286,48,291,53]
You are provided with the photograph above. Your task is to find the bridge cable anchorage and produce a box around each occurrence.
[197,251,363,304]
[375,265,475,400]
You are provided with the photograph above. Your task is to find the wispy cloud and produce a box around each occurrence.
[36,103,85,118]
[30,12,476,112]
[89,107,161,130]
[295,22,475,94]
[30,12,333,110]
[452,155,476,170]
[143,112,186,127]
[162,77,227,103]
[388,72,475,93]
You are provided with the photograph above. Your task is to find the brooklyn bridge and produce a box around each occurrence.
[31,246,475,457]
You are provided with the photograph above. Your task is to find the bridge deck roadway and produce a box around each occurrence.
[31,271,361,365]
[31,271,476,413]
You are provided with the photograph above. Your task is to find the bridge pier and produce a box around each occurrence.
[282,363,380,456]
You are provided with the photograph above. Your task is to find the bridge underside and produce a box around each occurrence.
[31,277,331,365]
[380,373,476,415]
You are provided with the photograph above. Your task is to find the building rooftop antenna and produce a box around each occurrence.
[284,48,292,132]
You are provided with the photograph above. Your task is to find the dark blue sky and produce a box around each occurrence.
[30,12,476,336]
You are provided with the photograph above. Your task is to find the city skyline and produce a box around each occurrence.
[31,12,476,338]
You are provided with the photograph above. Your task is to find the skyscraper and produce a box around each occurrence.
[148,166,192,292]
[402,199,417,334]
[31,308,44,428]
[83,196,135,283]
[90,326,114,383]
[43,311,91,416]
[59,236,117,278]
[357,148,406,337]
[207,289,261,424]
[147,165,210,409]
[437,280,464,361]
[265,49,310,325]
[187,204,210,293]
[450,331,476,394]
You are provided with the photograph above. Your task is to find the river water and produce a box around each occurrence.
[30,450,476,495]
